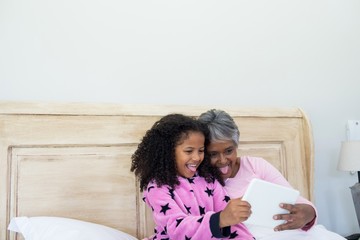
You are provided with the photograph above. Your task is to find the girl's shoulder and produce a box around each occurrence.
[144,180,169,192]
[178,174,219,187]
[144,174,221,195]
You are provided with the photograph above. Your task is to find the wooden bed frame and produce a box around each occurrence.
[0,102,314,240]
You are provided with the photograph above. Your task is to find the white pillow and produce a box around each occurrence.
[8,216,138,240]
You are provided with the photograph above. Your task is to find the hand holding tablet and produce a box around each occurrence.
[242,178,300,229]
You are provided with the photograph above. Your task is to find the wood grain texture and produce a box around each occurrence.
[0,101,314,240]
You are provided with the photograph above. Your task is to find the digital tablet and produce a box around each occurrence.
[242,178,300,229]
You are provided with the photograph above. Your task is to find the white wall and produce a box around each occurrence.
[1,0,360,236]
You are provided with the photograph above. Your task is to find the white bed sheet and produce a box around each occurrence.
[248,224,346,240]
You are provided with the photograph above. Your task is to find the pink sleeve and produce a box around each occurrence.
[212,180,231,211]
[143,179,253,239]
[144,184,219,239]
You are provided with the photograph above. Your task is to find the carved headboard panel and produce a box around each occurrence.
[0,102,313,240]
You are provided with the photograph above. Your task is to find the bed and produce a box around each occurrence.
[0,101,314,240]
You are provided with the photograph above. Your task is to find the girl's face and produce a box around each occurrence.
[207,140,239,180]
[175,131,205,178]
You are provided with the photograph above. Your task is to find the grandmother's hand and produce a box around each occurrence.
[273,203,316,231]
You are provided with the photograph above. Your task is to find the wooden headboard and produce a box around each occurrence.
[0,102,314,240]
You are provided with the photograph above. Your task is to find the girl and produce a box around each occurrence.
[131,114,254,240]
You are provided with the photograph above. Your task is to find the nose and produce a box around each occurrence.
[193,152,202,161]
[219,153,227,164]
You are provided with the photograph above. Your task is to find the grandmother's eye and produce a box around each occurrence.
[225,148,234,155]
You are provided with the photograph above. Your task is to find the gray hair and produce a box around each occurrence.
[198,109,240,146]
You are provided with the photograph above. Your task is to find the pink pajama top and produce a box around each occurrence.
[224,156,317,230]
[143,173,254,240]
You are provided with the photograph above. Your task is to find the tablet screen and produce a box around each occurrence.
[242,178,300,229]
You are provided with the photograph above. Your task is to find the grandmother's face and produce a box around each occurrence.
[207,140,239,179]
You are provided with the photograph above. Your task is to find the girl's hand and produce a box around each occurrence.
[219,198,252,227]
[273,203,316,231]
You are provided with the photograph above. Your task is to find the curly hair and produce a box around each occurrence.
[130,113,224,191]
